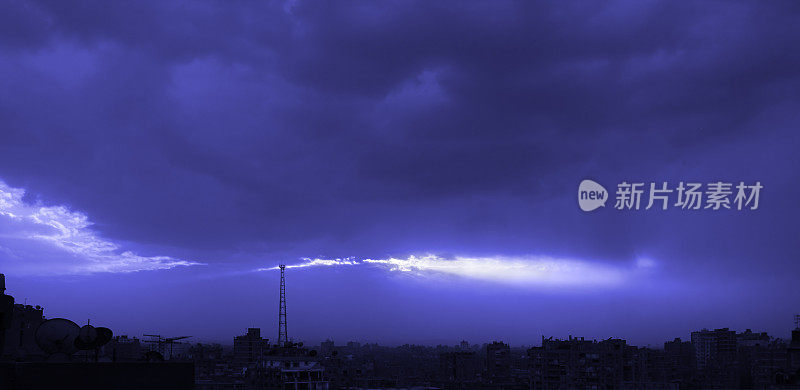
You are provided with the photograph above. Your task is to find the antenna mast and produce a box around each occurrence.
[278,264,288,345]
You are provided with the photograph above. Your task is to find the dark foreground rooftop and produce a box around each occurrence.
[0,361,194,390]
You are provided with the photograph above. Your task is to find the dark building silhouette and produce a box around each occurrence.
[528,336,670,389]
[2,303,44,359]
[486,341,511,383]
[663,337,695,386]
[691,328,738,388]
[103,335,144,362]
[233,327,269,370]
[791,323,800,379]
[439,350,480,386]
[320,339,335,356]
[0,274,45,360]
[243,342,328,389]
[191,342,245,389]
[0,362,194,389]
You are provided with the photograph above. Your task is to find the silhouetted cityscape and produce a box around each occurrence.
[3,272,800,389]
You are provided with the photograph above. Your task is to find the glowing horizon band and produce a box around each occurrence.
[258,254,653,287]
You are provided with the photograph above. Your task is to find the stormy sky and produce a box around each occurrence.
[1,0,799,346]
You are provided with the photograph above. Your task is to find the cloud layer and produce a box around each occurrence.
[0,180,198,275]
[1,0,797,283]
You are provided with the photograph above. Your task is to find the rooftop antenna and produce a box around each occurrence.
[278,264,288,346]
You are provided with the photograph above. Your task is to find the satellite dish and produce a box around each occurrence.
[35,318,80,355]
[78,325,97,343]
[75,324,98,350]
[95,327,113,347]
[74,324,114,350]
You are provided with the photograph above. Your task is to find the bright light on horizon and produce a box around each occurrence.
[258,254,653,288]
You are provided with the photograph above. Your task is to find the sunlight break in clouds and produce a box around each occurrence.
[0,180,199,275]
[259,257,360,270]
[260,255,655,287]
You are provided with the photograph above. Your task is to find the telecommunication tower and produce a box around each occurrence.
[278,264,288,345]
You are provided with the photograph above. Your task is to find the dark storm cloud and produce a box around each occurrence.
[0,0,798,271]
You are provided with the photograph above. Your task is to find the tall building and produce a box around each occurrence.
[233,328,269,369]
[691,328,736,369]
[788,318,800,376]
[664,337,695,386]
[486,341,511,380]
[691,328,737,388]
